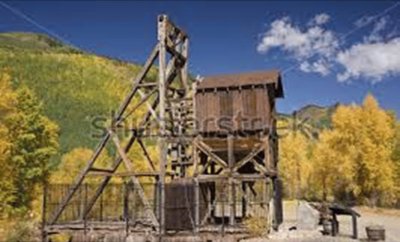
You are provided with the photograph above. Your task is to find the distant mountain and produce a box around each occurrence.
[277,103,339,137]
[0,32,157,163]
[294,103,339,129]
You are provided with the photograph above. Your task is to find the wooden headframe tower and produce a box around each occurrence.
[45,15,283,240]
[48,14,191,234]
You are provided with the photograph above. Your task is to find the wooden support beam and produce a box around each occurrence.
[228,135,235,226]
[138,82,158,88]
[47,16,193,236]
[89,167,113,173]
[157,14,168,235]
[197,174,229,181]
[121,88,157,122]
[88,171,160,177]
[49,134,111,225]
[114,43,160,126]
[194,178,200,233]
[110,130,159,228]
[137,138,156,171]
[232,143,265,172]
[251,159,269,175]
[49,43,160,225]
[80,98,160,222]
[193,146,199,176]
[181,37,189,94]
[193,139,228,168]
[198,159,211,176]
[80,134,136,221]
[166,45,187,64]
[200,198,217,226]
[137,89,159,122]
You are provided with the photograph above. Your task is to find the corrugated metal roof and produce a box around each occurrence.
[197,70,284,98]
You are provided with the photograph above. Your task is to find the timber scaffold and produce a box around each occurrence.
[43,15,283,242]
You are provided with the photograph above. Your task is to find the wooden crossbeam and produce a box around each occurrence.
[138,82,158,88]
[49,43,160,225]
[251,159,269,175]
[110,130,159,227]
[232,143,266,172]
[79,96,160,222]
[193,139,228,169]
[121,88,157,122]
[88,171,160,177]
[89,167,113,173]
[138,89,159,122]
[137,138,156,171]
[48,15,194,237]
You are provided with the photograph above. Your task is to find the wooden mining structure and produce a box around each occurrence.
[43,15,284,241]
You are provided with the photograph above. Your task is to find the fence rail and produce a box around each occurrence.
[44,180,270,231]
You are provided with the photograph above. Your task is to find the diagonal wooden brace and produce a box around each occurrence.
[193,139,228,169]
[109,130,159,228]
[232,143,267,172]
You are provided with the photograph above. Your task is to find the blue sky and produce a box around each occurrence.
[1,1,399,116]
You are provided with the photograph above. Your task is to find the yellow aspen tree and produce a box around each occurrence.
[0,71,17,215]
[311,130,354,201]
[279,132,311,199]
[357,94,396,205]
[51,148,111,184]
[318,94,396,206]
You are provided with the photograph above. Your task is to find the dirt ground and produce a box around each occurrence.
[339,206,400,242]
[245,201,400,242]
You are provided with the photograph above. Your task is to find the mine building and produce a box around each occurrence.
[43,15,284,242]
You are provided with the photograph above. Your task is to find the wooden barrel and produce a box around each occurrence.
[366,225,385,241]
[322,219,332,235]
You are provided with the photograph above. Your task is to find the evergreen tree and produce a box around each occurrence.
[0,72,17,215]
[8,86,59,210]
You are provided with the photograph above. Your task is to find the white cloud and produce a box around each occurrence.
[336,38,400,82]
[257,14,338,59]
[364,17,388,42]
[257,14,338,75]
[300,59,331,76]
[258,12,400,83]
[309,13,330,26]
[354,15,375,28]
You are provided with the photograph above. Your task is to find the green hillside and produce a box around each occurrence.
[0,32,157,162]
[0,32,80,53]
[295,103,339,129]
[0,32,337,164]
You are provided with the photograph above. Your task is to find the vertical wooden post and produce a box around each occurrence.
[352,214,358,239]
[181,37,189,93]
[228,135,235,226]
[194,178,200,233]
[99,192,103,222]
[124,183,129,237]
[221,188,225,236]
[157,14,167,235]
[332,213,338,236]
[41,183,47,242]
[242,183,247,218]
[154,177,160,221]
[84,184,88,236]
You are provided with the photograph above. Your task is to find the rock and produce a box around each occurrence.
[296,201,320,230]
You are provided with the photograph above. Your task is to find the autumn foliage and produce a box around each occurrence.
[279,94,399,207]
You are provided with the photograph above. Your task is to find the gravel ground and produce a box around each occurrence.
[338,208,400,242]
[243,201,400,242]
